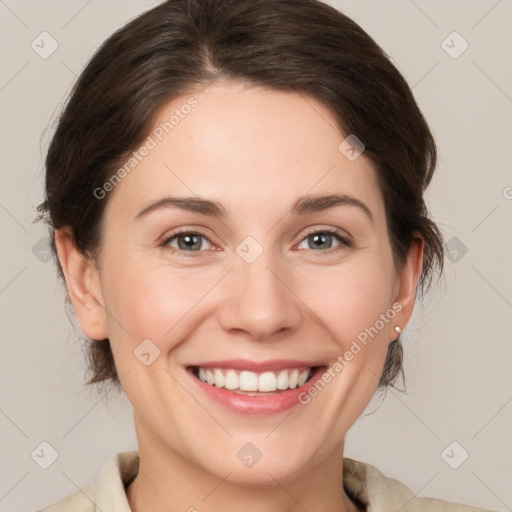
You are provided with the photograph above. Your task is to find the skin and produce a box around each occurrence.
[56,80,423,512]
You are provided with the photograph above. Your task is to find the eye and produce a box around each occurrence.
[163,231,214,252]
[296,229,351,251]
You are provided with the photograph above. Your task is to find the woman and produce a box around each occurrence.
[37,0,495,510]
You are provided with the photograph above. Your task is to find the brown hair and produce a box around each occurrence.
[37,0,444,393]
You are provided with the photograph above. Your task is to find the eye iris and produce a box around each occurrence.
[309,233,332,250]
[178,234,202,251]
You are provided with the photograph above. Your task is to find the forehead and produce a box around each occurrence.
[105,80,385,223]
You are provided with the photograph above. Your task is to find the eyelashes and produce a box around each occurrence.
[163,231,212,253]
[161,227,353,257]
[296,228,352,251]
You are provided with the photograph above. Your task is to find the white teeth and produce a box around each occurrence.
[224,370,238,390]
[205,370,215,385]
[239,371,258,391]
[258,372,277,392]
[276,370,289,390]
[288,369,299,389]
[195,367,312,392]
[213,368,225,388]
[297,370,309,387]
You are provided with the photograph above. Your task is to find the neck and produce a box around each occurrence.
[126,417,363,512]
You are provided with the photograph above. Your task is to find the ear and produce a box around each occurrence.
[54,228,108,341]
[391,232,424,336]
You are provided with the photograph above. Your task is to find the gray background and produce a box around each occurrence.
[0,1,511,510]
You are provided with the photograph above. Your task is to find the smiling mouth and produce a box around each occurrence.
[190,366,319,396]
[189,366,319,395]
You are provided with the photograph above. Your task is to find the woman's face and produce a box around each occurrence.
[65,80,421,483]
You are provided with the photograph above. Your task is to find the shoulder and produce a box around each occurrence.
[343,457,496,511]
[38,484,96,512]
[37,451,139,512]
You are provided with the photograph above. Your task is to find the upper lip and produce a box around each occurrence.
[187,359,322,372]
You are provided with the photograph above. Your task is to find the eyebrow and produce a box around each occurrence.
[292,194,374,223]
[134,193,374,223]
[135,196,226,220]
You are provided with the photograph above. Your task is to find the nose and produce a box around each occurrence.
[217,255,303,341]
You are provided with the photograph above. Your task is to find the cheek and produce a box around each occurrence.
[101,239,397,370]
[296,252,397,354]
[101,257,219,354]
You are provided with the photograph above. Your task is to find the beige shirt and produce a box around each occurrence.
[39,450,494,511]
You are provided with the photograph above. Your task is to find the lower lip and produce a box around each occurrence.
[188,367,326,415]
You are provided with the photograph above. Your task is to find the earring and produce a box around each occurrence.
[394,326,402,335]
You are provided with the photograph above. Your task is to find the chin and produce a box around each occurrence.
[185,432,326,486]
